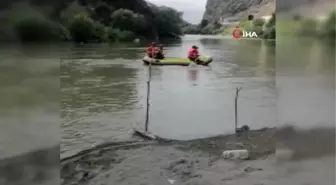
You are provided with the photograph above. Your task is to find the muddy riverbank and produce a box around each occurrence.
[60,126,335,185]
[61,128,278,185]
[1,126,334,185]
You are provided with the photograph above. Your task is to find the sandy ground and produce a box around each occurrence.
[0,126,334,185]
[61,128,275,185]
[59,126,335,185]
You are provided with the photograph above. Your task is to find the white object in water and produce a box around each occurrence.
[223,149,249,160]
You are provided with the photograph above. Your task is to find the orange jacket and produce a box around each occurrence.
[188,48,198,58]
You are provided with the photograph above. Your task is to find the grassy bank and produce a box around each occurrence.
[0,2,185,43]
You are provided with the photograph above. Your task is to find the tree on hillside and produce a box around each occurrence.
[320,11,335,38]
[155,6,183,38]
[68,14,107,42]
[110,9,147,34]
[263,13,275,39]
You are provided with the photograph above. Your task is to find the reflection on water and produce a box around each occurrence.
[58,35,276,156]
[277,38,335,128]
[61,59,141,155]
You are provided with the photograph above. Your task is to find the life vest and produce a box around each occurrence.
[188,48,198,58]
[147,46,153,55]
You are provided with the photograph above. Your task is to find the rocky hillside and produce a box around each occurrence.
[200,0,275,31]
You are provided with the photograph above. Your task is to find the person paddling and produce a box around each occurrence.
[188,45,200,64]
[146,42,156,58]
[154,44,165,59]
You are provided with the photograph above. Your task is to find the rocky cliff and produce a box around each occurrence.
[200,0,275,30]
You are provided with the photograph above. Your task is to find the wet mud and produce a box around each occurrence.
[61,128,275,185]
[60,126,335,185]
[3,126,332,185]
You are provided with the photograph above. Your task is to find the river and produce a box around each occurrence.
[61,35,276,157]
[0,35,334,159]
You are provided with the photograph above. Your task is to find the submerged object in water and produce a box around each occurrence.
[142,56,213,66]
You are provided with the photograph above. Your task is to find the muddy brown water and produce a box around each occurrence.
[61,35,277,157]
[0,35,334,185]
[0,35,334,159]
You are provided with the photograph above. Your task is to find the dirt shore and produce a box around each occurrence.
[60,126,335,185]
[2,126,333,185]
[61,128,276,185]
[0,127,336,185]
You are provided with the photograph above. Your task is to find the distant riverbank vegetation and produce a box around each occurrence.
[277,11,335,39]
[0,1,186,43]
[182,13,276,40]
[233,13,276,39]
[184,10,335,40]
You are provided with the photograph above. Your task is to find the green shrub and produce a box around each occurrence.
[252,25,263,36]
[319,11,335,38]
[212,27,225,35]
[263,25,275,39]
[117,30,136,41]
[265,13,275,28]
[107,28,118,41]
[15,18,64,41]
[155,6,183,37]
[238,20,252,30]
[200,19,208,28]
[93,22,108,41]
[108,28,135,42]
[111,9,147,33]
[253,18,265,27]
[262,13,276,39]
[53,23,71,41]
[68,14,107,42]
[0,3,68,41]
[182,25,200,34]
[222,28,232,36]
[60,1,88,27]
